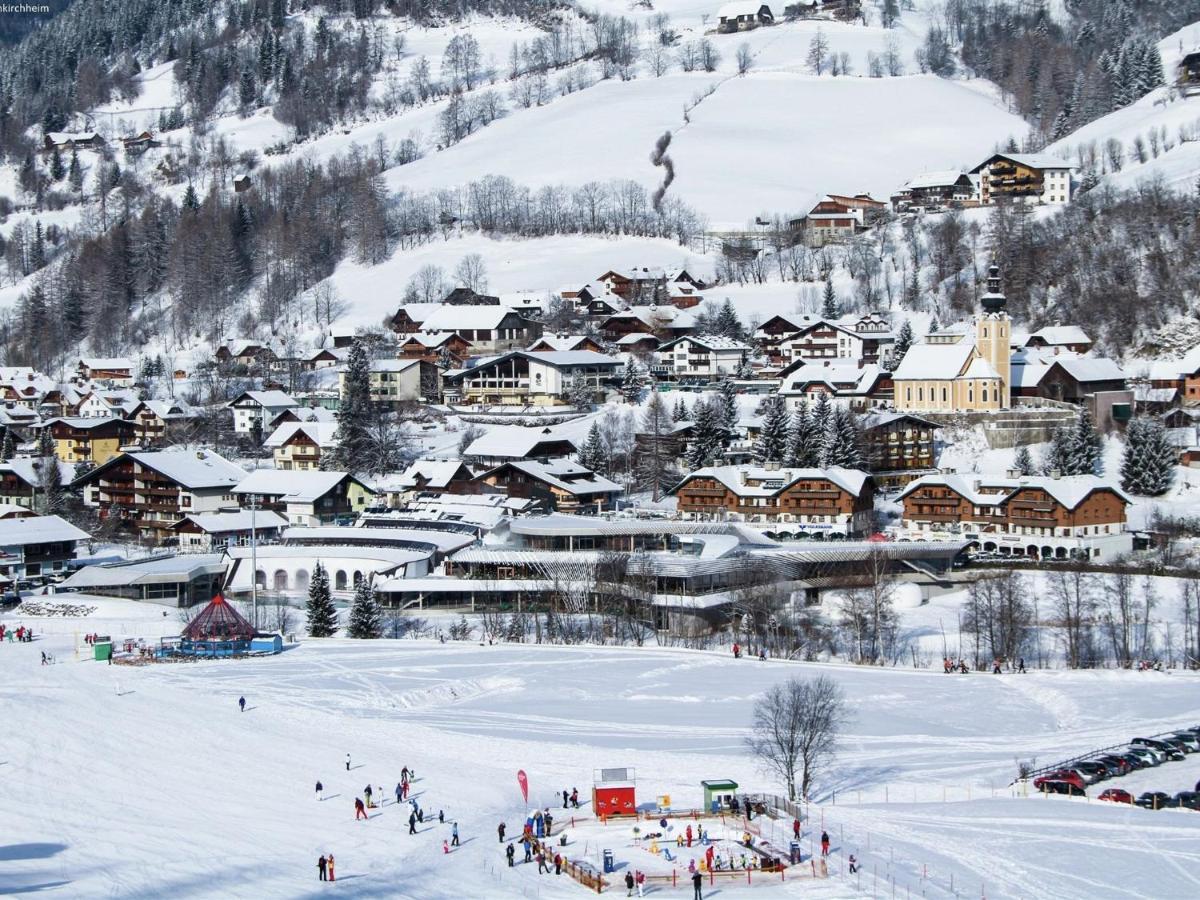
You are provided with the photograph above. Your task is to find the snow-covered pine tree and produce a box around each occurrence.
[68,149,82,193]
[787,399,821,467]
[1013,445,1035,476]
[718,380,739,429]
[821,405,864,469]
[753,395,790,464]
[1042,426,1072,475]
[1120,418,1176,496]
[685,399,724,469]
[1066,406,1103,475]
[325,338,372,472]
[0,427,14,462]
[564,374,595,410]
[306,562,338,638]
[890,319,914,370]
[811,391,832,438]
[821,279,839,319]
[637,390,676,500]
[578,421,608,474]
[672,396,689,422]
[620,360,647,404]
[715,299,744,339]
[347,578,383,639]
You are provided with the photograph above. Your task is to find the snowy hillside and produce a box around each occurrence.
[1049,21,1200,193]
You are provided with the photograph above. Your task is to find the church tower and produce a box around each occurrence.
[976,263,1011,407]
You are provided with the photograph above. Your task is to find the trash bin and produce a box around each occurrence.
[602,850,614,873]
[789,841,801,864]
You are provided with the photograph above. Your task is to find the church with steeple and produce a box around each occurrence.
[892,264,1012,413]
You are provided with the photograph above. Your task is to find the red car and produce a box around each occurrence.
[1098,788,1134,804]
[1034,770,1086,791]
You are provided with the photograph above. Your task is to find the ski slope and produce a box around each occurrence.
[3,603,1199,899]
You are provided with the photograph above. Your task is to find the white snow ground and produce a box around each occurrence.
[3,603,1200,899]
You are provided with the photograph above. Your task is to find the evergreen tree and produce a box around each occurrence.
[1013,445,1035,476]
[753,395,790,464]
[564,374,595,411]
[324,338,373,473]
[67,149,82,193]
[306,562,338,637]
[821,279,839,319]
[672,396,689,422]
[239,64,257,108]
[182,182,200,212]
[49,147,64,181]
[31,222,46,270]
[620,360,647,404]
[811,391,832,438]
[1120,418,1175,497]
[1042,426,1072,475]
[714,299,744,339]
[717,380,739,429]
[1066,406,1103,475]
[0,428,14,461]
[890,319,914,370]
[685,399,724,469]
[578,421,608,474]
[347,578,383,639]
[821,405,864,469]
[787,399,821,467]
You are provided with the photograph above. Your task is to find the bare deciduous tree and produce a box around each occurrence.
[746,674,849,801]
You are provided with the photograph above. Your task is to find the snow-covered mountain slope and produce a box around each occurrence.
[1049,21,1200,192]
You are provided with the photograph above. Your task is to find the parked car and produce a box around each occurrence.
[1162,737,1192,755]
[1118,751,1151,770]
[1094,755,1132,776]
[1126,747,1164,766]
[1037,779,1086,797]
[1072,761,1110,783]
[1098,788,1134,804]
[1135,792,1176,810]
[1034,770,1086,791]
[1171,733,1200,752]
[1132,737,1173,753]
[1174,792,1200,811]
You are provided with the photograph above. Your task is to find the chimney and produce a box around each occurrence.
[740,469,749,485]
[973,479,981,492]
[1006,468,1019,479]
[1050,469,1061,479]
[195,451,206,460]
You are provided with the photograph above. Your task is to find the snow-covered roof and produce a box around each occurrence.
[975,152,1073,172]
[616,333,660,346]
[780,362,882,395]
[263,421,339,449]
[486,458,621,496]
[718,1,767,18]
[419,306,528,331]
[283,526,474,554]
[613,306,696,328]
[0,514,89,547]
[79,357,133,371]
[464,425,579,459]
[367,359,425,373]
[529,334,595,352]
[659,335,751,353]
[1010,362,1050,389]
[62,554,227,589]
[964,357,1001,379]
[233,469,371,502]
[391,459,471,489]
[892,343,977,380]
[177,510,289,533]
[901,170,970,190]
[1027,326,1091,346]
[1,459,73,487]
[402,331,466,349]
[120,449,247,489]
[898,472,1132,509]
[679,465,870,498]
[228,390,298,409]
[1049,357,1125,382]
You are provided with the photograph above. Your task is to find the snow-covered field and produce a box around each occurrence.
[4,599,1200,899]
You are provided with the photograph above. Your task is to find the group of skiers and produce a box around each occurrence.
[730,643,767,661]
[560,787,579,808]
[942,657,1027,674]
[1,624,33,642]
[316,853,336,882]
[503,830,565,876]
[82,632,102,646]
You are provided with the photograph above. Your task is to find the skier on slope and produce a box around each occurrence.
[409,812,418,834]
[238,696,245,712]
[562,789,569,808]
[395,783,403,804]
[498,822,506,842]
[792,817,801,839]
[451,822,460,846]
[505,843,515,866]
[346,753,351,771]
[820,831,830,856]
[315,781,324,801]
[355,798,367,820]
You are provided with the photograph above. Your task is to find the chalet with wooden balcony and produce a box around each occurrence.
[0,515,88,580]
[672,465,874,536]
[76,357,134,386]
[898,472,1132,559]
[478,458,621,514]
[970,153,1073,206]
[860,412,939,489]
[890,171,976,212]
[232,469,376,527]
[264,421,338,471]
[444,351,618,406]
[75,449,248,543]
[125,400,196,446]
[40,417,139,464]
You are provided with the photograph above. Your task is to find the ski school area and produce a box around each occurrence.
[4,601,1200,898]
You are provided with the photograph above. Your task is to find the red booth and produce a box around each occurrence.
[593,766,636,818]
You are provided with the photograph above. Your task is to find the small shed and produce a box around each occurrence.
[592,767,636,818]
[702,779,738,812]
[94,637,113,662]
[250,634,284,653]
